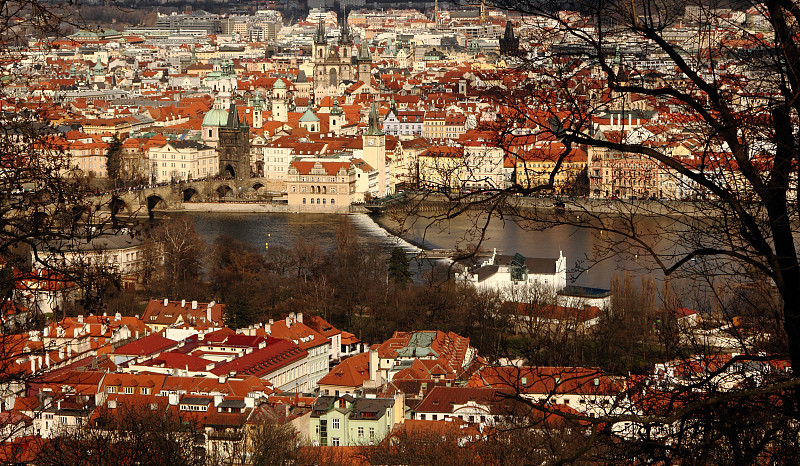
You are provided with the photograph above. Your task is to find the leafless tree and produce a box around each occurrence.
[389,0,800,459]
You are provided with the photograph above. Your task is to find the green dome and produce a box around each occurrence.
[202,108,229,127]
[273,79,287,90]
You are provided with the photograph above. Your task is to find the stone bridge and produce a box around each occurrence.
[96,177,284,217]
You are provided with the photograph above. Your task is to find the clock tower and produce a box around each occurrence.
[362,102,387,197]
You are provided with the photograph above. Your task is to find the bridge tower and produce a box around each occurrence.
[218,100,251,184]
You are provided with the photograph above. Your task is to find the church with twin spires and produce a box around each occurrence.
[312,10,372,97]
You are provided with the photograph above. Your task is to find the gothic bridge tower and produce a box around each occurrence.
[218,100,251,184]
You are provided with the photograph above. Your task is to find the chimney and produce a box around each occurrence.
[181,299,186,307]
[285,316,291,327]
[164,298,169,307]
[214,395,223,407]
[264,323,271,334]
[297,312,303,324]
[191,300,198,310]
[115,312,121,321]
[206,305,212,324]
[77,315,84,324]
[43,326,49,337]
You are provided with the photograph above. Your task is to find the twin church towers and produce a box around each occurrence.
[312,10,372,96]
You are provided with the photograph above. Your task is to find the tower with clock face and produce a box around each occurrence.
[363,102,386,197]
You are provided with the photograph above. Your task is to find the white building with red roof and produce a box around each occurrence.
[286,159,356,212]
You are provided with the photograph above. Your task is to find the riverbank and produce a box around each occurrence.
[167,196,703,217]
[173,202,369,214]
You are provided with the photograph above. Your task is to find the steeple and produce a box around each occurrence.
[365,102,384,136]
[314,18,326,45]
[340,7,352,45]
[331,97,342,115]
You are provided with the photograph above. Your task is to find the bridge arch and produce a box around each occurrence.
[182,187,199,202]
[146,195,167,217]
[216,185,234,199]
[109,196,129,217]
[252,182,265,191]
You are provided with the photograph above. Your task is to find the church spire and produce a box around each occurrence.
[340,6,352,45]
[314,18,326,45]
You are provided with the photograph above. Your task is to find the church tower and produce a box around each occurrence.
[218,101,251,182]
[252,92,264,129]
[339,7,353,66]
[329,98,343,135]
[357,44,372,91]
[272,79,288,123]
[362,102,386,196]
[313,18,327,61]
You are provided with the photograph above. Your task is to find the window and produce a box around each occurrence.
[369,428,375,438]
[303,198,306,204]
[358,427,364,438]
[330,187,336,194]
[331,199,335,205]
[123,387,134,394]
[332,418,340,430]
[310,198,314,204]
[60,416,68,425]
[107,386,117,394]
[331,437,340,446]
[420,414,426,420]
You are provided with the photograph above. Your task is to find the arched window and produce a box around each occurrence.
[322,198,326,204]
[302,198,306,204]
[310,198,314,204]
[331,199,335,205]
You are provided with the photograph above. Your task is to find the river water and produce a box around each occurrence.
[184,211,661,289]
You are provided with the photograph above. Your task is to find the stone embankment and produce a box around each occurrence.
[167,195,704,216]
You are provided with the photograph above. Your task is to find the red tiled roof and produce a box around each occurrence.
[318,352,370,388]
[210,337,307,378]
[113,333,177,356]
